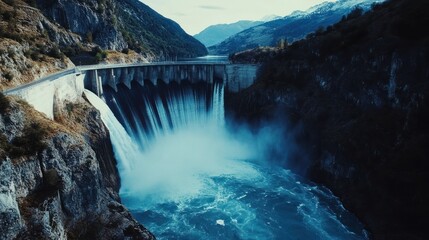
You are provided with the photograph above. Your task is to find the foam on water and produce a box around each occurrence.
[86,83,369,240]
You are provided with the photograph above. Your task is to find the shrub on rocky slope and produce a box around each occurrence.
[227,0,429,239]
[0,95,155,239]
[0,0,207,90]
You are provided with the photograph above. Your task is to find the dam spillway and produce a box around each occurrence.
[83,68,369,240]
[2,62,259,119]
[83,63,259,97]
[3,61,369,239]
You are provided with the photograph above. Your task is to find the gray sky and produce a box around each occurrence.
[142,0,335,35]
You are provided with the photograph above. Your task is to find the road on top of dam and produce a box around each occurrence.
[2,61,231,95]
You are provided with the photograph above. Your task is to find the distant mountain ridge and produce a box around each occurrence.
[194,20,263,47]
[259,15,282,22]
[209,0,384,55]
[227,0,429,238]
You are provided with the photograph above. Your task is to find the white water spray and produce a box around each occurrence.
[85,82,368,240]
[84,90,139,171]
[85,84,260,205]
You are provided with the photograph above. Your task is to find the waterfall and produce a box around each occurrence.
[84,81,226,172]
[85,82,257,203]
[212,82,225,126]
[84,90,140,172]
[103,81,225,149]
[85,81,368,240]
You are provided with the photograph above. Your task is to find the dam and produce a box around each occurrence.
[2,62,259,119]
[2,60,369,240]
[83,66,369,240]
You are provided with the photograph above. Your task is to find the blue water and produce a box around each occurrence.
[122,163,367,240]
[178,55,228,63]
[86,82,369,240]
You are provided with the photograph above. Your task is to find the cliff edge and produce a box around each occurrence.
[0,0,207,90]
[227,0,429,239]
[0,93,155,239]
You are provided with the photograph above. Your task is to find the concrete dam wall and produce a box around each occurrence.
[3,63,259,119]
[83,63,259,96]
[3,69,85,120]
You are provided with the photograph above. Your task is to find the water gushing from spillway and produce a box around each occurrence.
[85,81,368,240]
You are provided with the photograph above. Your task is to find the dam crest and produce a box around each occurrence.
[3,62,259,119]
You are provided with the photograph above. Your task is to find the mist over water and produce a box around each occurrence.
[121,123,260,205]
[85,82,368,240]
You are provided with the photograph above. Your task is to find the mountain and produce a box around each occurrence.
[209,0,383,55]
[194,20,263,47]
[0,90,155,239]
[259,15,282,22]
[1,0,209,238]
[36,0,207,58]
[0,0,207,90]
[227,0,429,238]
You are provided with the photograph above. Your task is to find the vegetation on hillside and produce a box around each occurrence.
[114,0,207,57]
[0,0,77,89]
[0,92,10,112]
[228,0,429,239]
[0,95,48,160]
[0,0,207,89]
[210,0,378,55]
[35,0,207,59]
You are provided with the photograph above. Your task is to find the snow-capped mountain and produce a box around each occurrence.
[260,15,282,22]
[209,0,384,55]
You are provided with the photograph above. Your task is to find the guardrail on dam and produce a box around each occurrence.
[3,62,259,119]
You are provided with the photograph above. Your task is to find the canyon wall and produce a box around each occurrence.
[226,0,429,239]
[0,95,154,239]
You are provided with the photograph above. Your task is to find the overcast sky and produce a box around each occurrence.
[141,0,335,35]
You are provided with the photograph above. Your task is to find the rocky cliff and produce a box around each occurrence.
[0,94,155,239]
[0,0,209,238]
[0,0,76,90]
[0,0,207,90]
[36,0,207,58]
[226,0,429,239]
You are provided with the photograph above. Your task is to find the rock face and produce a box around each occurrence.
[37,0,127,51]
[0,161,22,240]
[0,0,207,90]
[226,0,429,239]
[0,0,76,90]
[0,96,154,239]
[36,0,207,57]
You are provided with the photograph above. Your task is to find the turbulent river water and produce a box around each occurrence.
[85,80,368,240]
